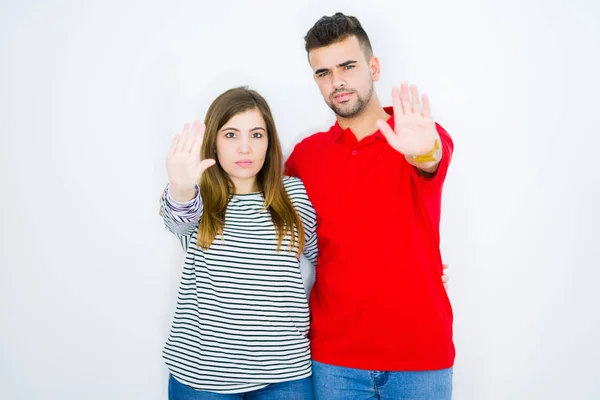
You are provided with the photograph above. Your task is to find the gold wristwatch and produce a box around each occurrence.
[411,139,441,163]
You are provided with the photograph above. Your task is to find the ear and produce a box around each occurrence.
[369,56,381,82]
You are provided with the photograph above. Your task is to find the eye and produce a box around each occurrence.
[224,132,235,138]
[343,64,355,70]
[317,71,329,78]
[252,132,263,138]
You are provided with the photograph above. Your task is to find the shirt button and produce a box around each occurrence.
[351,150,357,155]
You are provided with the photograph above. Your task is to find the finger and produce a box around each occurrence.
[169,134,181,155]
[191,120,201,132]
[190,121,204,157]
[410,85,421,115]
[442,275,449,283]
[392,86,403,118]
[193,120,206,138]
[422,94,432,119]
[195,158,216,177]
[178,123,191,152]
[183,121,201,154]
[183,122,198,153]
[400,82,411,115]
[177,124,190,152]
[200,158,216,169]
[376,119,396,143]
[442,263,448,270]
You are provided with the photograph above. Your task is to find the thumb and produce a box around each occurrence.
[376,119,396,142]
[195,158,216,177]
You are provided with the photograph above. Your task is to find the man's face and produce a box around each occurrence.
[308,35,377,118]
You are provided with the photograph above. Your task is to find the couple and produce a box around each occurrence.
[160,12,454,400]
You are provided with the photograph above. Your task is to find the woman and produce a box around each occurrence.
[160,87,317,399]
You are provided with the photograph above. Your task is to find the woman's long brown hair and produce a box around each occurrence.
[196,87,305,255]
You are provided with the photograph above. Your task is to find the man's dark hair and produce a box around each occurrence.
[304,12,373,60]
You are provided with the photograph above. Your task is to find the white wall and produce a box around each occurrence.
[1,0,599,399]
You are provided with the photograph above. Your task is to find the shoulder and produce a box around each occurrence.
[285,126,334,177]
[291,129,332,155]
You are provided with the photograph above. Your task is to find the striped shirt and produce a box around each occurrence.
[161,176,318,394]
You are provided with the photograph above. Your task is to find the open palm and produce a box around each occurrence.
[166,120,215,190]
[377,82,438,157]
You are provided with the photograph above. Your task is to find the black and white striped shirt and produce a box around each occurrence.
[161,176,318,394]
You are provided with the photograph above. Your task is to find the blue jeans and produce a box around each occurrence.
[168,374,314,400]
[312,361,452,400]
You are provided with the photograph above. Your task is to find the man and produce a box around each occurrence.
[285,13,454,399]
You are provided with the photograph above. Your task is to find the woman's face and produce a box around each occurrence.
[215,108,269,193]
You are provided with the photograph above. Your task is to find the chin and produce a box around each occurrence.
[329,99,356,111]
[232,170,260,180]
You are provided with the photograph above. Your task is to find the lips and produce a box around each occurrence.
[334,91,353,101]
[235,160,253,167]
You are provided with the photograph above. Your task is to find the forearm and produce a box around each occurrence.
[169,184,198,203]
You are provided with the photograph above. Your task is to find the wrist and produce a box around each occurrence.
[410,137,441,163]
[168,183,198,203]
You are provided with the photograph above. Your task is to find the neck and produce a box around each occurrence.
[232,178,258,194]
[336,94,390,141]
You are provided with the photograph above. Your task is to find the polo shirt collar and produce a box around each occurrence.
[331,106,395,143]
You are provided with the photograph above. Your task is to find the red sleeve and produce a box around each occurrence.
[409,123,453,230]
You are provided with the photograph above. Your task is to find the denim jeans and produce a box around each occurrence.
[312,360,452,400]
[168,374,314,400]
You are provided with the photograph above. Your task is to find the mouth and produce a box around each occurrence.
[235,160,254,167]
[333,91,354,102]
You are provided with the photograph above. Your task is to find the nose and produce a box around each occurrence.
[331,70,346,90]
[237,136,251,154]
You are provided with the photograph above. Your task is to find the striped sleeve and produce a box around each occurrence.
[160,184,202,251]
[284,177,318,266]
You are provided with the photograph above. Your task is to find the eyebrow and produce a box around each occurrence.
[220,127,266,132]
[314,60,357,75]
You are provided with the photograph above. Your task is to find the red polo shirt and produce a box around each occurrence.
[285,107,455,371]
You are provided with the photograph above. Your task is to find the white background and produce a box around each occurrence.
[1,0,599,399]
